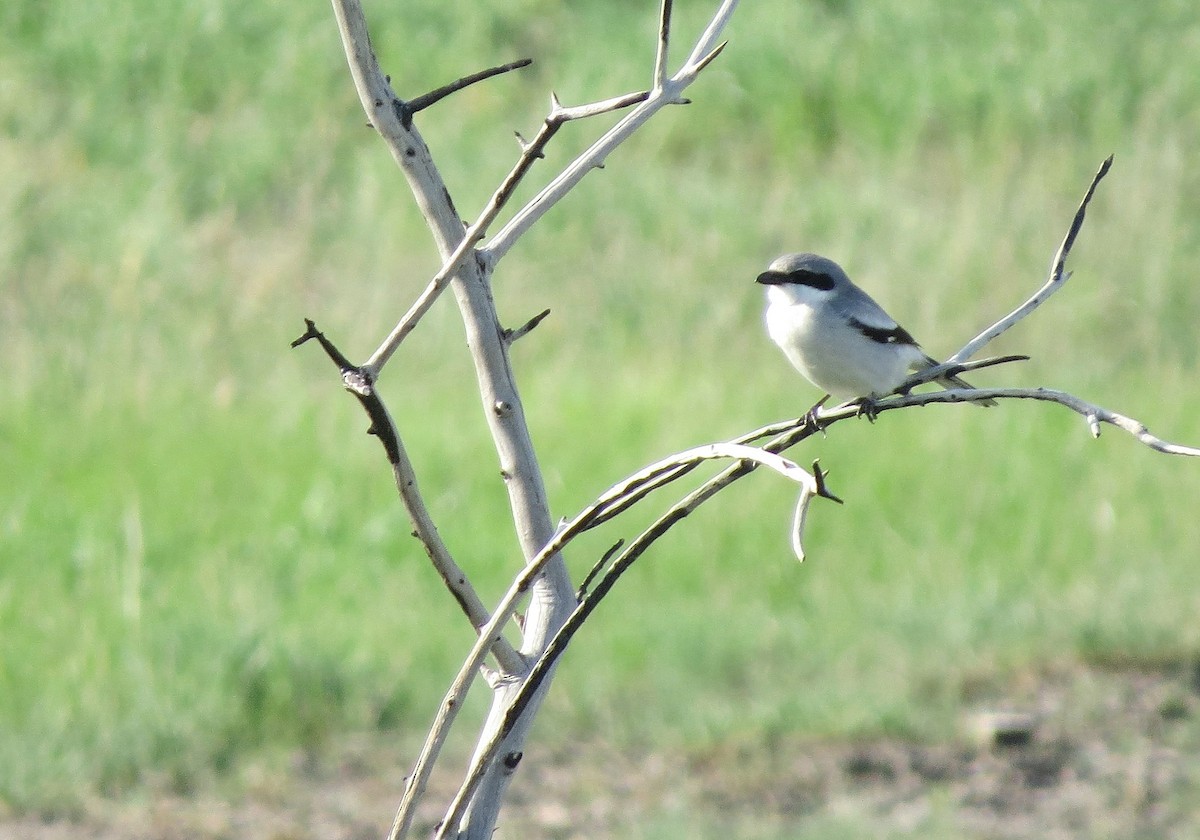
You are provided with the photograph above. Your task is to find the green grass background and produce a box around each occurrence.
[3,0,1200,815]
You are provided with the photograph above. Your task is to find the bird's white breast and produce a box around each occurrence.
[764,292,920,399]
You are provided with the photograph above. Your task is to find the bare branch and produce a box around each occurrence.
[950,155,1114,364]
[405,440,816,840]
[576,538,625,601]
[872,387,1200,456]
[683,0,739,68]
[402,58,533,123]
[363,88,648,377]
[653,0,674,89]
[900,353,1031,392]
[330,0,741,833]
[430,372,1198,835]
[292,321,524,674]
[483,0,740,263]
[435,445,824,837]
[332,0,570,644]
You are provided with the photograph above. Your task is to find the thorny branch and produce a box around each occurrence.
[950,155,1113,364]
[426,154,1198,832]
[400,58,533,125]
[434,447,835,837]
[363,87,650,378]
[292,320,524,674]
[360,1,743,837]
[320,0,1193,832]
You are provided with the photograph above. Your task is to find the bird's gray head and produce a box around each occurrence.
[756,253,850,290]
[755,253,850,305]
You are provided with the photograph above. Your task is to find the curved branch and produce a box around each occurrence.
[950,155,1113,364]
[292,320,524,673]
[434,446,829,837]
[433,372,1198,836]
[872,387,1200,456]
[399,440,821,840]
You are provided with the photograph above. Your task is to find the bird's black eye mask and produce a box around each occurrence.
[755,268,836,291]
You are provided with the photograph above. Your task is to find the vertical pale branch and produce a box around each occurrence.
[328,0,740,837]
[330,0,571,618]
[330,3,575,839]
[653,0,674,89]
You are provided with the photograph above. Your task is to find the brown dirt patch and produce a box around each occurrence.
[4,663,1198,839]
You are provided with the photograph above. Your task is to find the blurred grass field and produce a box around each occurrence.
[3,0,1200,819]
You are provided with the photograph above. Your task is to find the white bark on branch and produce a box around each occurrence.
[481,0,738,263]
[329,3,578,838]
[950,155,1113,364]
[317,0,1195,833]
[325,0,742,837]
[433,446,837,837]
[363,89,650,378]
[865,387,1200,456]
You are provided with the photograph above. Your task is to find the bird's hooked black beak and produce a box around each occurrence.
[756,270,789,285]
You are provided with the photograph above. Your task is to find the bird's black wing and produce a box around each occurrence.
[847,316,920,347]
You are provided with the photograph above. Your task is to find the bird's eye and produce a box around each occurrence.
[788,269,835,291]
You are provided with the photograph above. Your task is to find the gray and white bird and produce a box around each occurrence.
[756,252,994,406]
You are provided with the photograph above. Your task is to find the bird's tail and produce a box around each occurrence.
[918,354,997,407]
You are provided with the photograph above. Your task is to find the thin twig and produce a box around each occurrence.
[950,155,1114,364]
[872,387,1200,456]
[292,320,524,674]
[363,89,649,378]
[401,58,533,124]
[654,0,674,89]
[576,538,625,601]
[484,0,740,263]
[900,353,1030,392]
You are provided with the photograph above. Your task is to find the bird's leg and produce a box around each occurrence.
[853,394,881,423]
[803,395,831,435]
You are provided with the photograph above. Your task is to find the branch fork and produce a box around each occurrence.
[316,0,1199,838]
[325,1,743,838]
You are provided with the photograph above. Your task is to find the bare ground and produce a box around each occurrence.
[5,662,1199,839]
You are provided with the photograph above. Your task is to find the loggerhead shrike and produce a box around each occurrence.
[756,253,995,406]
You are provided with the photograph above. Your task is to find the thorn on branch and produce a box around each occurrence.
[690,39,728,74]
[514,131,544,158]
[292,318,355,370]
[395,58,533,127]
[811,460,843,505]
[503,308,552,344]
[292,319,401,464]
